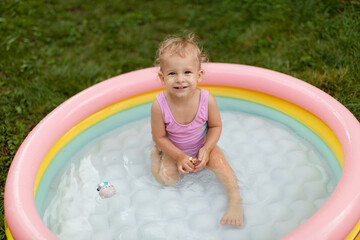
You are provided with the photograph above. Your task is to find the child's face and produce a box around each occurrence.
[158,52,204,98]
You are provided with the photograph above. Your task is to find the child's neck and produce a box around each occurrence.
[165,88,201,125]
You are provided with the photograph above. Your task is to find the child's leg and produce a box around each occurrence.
[207,146,243,226]
[151,148,179,186]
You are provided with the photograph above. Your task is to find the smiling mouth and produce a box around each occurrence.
[174,86,188,89]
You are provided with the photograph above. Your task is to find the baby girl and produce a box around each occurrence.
[150,33,243,226]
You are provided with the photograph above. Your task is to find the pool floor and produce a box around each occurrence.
[42,111,337,240]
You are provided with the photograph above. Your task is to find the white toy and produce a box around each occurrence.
[97,182,116,198]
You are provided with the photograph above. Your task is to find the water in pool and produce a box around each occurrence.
[43,111,337,240]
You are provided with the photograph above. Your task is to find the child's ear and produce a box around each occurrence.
[158,71,165,85]
[197,69,204,83]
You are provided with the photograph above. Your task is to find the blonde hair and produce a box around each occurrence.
[155,33,208,69]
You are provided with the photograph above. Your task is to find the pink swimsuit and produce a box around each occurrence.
[156,89,209,158]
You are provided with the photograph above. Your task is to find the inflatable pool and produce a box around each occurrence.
[4,63,360,239]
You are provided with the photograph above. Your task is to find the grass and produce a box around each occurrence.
[1,0,359,238]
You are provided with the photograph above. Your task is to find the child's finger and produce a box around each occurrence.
[179,163,194,174]
[179,165,188,174]
[195,162,205,171]
[198,157,207,166]
[198,153,205,162]
[193,161,203,171]
[186,163,195,171]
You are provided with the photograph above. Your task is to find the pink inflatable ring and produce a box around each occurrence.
[4,63,360,239]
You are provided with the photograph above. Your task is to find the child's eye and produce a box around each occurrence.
[168,72,176,75]
[185,71,192,74]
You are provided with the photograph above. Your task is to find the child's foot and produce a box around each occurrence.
[220,203,243,226]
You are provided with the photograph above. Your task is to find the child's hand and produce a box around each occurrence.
[177,155,195,174]
[194,147,210,172]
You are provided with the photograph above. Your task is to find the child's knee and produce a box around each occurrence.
[160,172,178,186]
[159,162,179,186]
[208,152,226,170]
[151,152,179,186]
[150,149,162,177]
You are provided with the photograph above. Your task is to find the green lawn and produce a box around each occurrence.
[1,0,359,238]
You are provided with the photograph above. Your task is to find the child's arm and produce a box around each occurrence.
[195,94,222,171]
[151,100,195,174]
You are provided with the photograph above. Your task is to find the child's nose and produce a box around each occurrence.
[176,75,185,83]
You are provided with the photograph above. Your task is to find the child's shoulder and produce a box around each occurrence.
[152,90,165,104]
[151,98,160,112]
[208,93,216,103]
[200,89,215,101]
